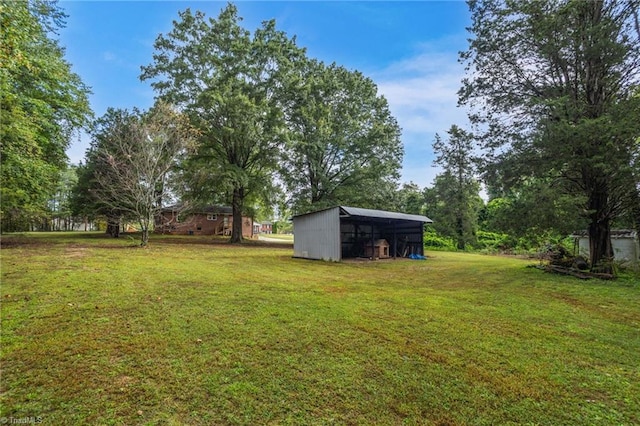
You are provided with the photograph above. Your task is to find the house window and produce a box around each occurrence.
[207,214,217,221]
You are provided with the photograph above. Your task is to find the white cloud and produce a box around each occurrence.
[103,51,117,62]
[372,38,471,188]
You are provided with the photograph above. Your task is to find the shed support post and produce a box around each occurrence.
[370,220,375,259]
[355,224,359,257]
[393,222,397,259]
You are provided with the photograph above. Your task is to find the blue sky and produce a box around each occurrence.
[59,1,471,189]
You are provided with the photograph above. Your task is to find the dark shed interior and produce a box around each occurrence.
[338,207,431,259]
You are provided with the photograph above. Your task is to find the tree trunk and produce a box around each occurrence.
[138,216,150,246]
[587,188,614,274]
[455,171,467,250]
[588,219,613,273]
[456,215,465,250]
[141,228,149,246]
[632,188,640,239]
[230,186,244,244]
[106,216,120,238]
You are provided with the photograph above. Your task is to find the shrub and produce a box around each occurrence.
[423,230,457,251]
[475,230,516,253]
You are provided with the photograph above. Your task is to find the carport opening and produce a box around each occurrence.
[339,218,425,259]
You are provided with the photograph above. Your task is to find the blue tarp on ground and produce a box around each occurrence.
[408,254,427,260]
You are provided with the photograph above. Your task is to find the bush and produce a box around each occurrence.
[475,230,516,253]
[423,230,457,251]
[424,227,578,256]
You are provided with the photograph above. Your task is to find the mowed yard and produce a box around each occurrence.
[1,233,638,425]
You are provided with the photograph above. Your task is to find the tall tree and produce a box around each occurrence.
[87,103,196,246]
[430,125,480,249]
[460,0,640,272]
[280,59,403,214]
[0,0,92,231]
[424,173,481,249]
[75,109,134,238]
[69,161,98,231]
[141,4,304,243]
[395,182,426,216]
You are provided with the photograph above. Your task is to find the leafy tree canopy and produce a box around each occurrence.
[480,179,587,242]
[0,0,92,227]
[430,125,481,249]
[280,59,403,215]
[460,0,640,271]
[84,103,197,245]
[395,182,426,216]
[141,4,305,243]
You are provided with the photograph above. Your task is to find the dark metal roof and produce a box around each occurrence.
[292,205,432,223]
[340,206,433,223]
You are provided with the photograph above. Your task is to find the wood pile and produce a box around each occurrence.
[529,264,615,280]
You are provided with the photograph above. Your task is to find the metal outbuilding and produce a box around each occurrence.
[572,229,639,267]
[293,206,433,261]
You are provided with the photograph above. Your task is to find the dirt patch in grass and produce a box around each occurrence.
[321,285,349,297]
[64,246,89,258]
[114,375,138,388]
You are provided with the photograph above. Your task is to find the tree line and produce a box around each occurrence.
[2,1,638,273]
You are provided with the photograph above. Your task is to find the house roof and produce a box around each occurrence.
[161,205,233,215]
[293,205,433,223]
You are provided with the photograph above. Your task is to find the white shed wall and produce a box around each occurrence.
[613,237,639,265]
[577,238,590,259]
[576,236,639,266]
[293,207,341,261]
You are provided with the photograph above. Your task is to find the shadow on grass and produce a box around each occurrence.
[0,232,293,250]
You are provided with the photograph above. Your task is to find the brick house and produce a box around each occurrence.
[261,221,273,234]
[252,221,273,234]
[155,206,253,238]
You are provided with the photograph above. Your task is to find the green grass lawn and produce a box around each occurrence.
[1,233,638,425]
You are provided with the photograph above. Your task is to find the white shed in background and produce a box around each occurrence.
[572,229,639,267]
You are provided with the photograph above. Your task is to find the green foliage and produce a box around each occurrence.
[47,166,79,230]
[424,173,483,250]
[461,0,640,271]
[82,103,197,245]
[394,182,425,216]
[429,125,481,250]
[279,59,403,214]
[0,0,91,230]
[480,179,587,241]
[423,228,457,251]
[69,161,98,221]
[141,4,305,242]
[474,230,515,253]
